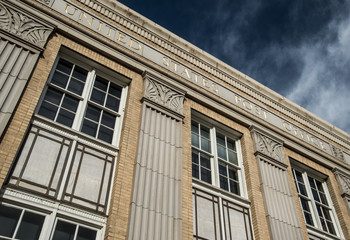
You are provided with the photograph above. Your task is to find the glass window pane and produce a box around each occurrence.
[217,145,226,160]
[191,122,199,134]
[192,163,199,179]
[228,150,238,165]
[68,78,85,95]
[0,205,21,237]
[227,139,235,151]
[101,111,116,128]
[56,59,73,75]
[229,180,239,195]
[218,162,227,176]
[228,167,238,180]
[38,101,58,120]
[76,226,97,240]
[56,109,75,127]
[94,77,108,91]
[220,175,229,191]
[72,66,88,81]
[85,105,101,122]
[106,95,120,111]
[216,134,225,146]
[61,95,79,112]
[319,192,328,205]
[109,84,122,98]
[90,88,105,105]
[191,133,199,148]
[201,138,211,152]
[81,119,98,137]
[51,71,69,88]
[44,88,63,105]
[200,155,211,169]
[52,220,76,240]
[15,211,45,240]
[201,168,211,184]
[192,150,199,164]
[200,126,210,139]
[298,183,308,196]
[98,126,113,143]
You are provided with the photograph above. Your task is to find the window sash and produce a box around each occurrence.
[292,168,338,236]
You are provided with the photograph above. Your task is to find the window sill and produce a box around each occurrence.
[192,178,251,207]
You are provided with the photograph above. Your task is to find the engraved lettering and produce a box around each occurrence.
[283,121,292,132]
[171,61,178,72]
[212,83,219,94]
[129,39,142,51]
[181,68,191,79]
[243,100,253,110]
[65,4,77,16]
[117,33,127,43]
[80,13,94,26]
[162,57,169,67]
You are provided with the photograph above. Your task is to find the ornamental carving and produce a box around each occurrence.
[0,3,52,48]
[252,130,284,163]
[144,76,184,115]
[334,171,350,196]
[331,145,345,162]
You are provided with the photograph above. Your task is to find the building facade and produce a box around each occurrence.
[0,0,350,239]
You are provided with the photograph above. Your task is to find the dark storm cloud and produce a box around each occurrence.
[118,0,350,133]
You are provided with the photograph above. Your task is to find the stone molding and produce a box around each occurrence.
[333,169,350,197]
[66,0,350,150]
[143,72,185,116]
[0,1,53,49]
[250,126,286,167]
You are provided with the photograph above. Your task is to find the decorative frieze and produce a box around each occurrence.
[143,72,185,116]
[0,2,53,49]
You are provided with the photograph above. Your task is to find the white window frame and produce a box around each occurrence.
[292,163,344,240]
[36,49,129,147]
[0,199,105,240]
[191,113,247,199]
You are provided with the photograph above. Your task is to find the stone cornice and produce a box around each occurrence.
[31,0,349,151]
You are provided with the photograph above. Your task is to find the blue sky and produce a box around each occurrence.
[118,0,350,134]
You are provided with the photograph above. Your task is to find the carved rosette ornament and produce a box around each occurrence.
[250,127,285,166]
[143,73,185,115]
[0,2,53,48]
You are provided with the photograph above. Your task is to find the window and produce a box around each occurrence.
[191,114,252,240]
[292,167,342,239]
[191,120,243,196]
[51,219,97,240]
[8,53,128,214]
[0,204,45,240]
[0,203,102,240]
[38,57,127,145]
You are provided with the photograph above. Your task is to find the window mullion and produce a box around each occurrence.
[12,209,25,238]
[211,127,218,187]
[218,197,226,240]
[73,70,95,130]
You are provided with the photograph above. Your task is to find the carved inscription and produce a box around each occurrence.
[0,3,52,48]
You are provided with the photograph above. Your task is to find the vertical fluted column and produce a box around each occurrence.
[128,72,185,240]
[0,1,54,137]
[250,127,304,240]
